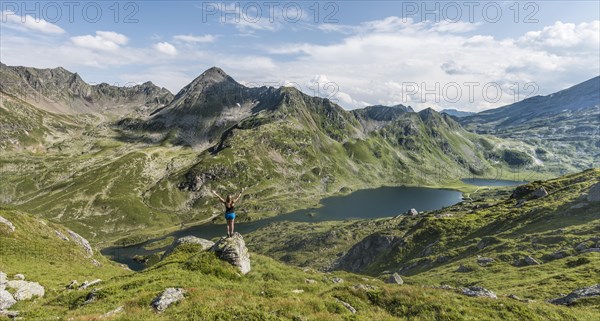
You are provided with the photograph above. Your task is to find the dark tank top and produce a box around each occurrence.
[225,203,235,214]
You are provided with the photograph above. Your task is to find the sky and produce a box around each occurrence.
[1,0,599,111]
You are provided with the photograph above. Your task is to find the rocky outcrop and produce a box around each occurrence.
[514,255,542,266]
[210,233,251,275]
[79,279,102,290]
[0,289,16,310]
[335,298,357,314]
[461,286,497,299]
[549,284,600,305]
[67,229,93,257]
[151,288,186,312]
[456,265,473,273]
[407,208,419,216]
[0,216,15,233]
[587,182,600,202]
[532,187,548,199]
[11,282,45,301]
[162,236,215,259]
[385,273,404,285]
[334,233,401,272]
[477,257,495,266]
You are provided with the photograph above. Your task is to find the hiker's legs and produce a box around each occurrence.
[230,219,235,235]
[226,220,232,236]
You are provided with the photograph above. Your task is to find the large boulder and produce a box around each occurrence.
[385,273,404,285]
[549,284,600,305]
[6,280,44,301]
[151,288,186,312]
[0,216,15,233]
[162,236,214,259]
[587,183,600,202]
[0,290,16,310]
[407,208,419,216]
[210,232,251,275]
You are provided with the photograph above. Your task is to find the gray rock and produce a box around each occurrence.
[385,273,404,285]
[477,257,495,266]
[0,289,16,310]
[335,298,357,314]
[151,288,186,312]
[587,183,600,202]
[67,229,93,256]
[532,187,548,199]
[0,272,6,284]
[549,284,600,305]
[456,265,473,273]
[549,251,568,260]
[353,284,378,291]
[581,248,600,253]
[575,242,590,251]
[524,255,542,265]
[66,280,79,290]
[210,232,251,275]
[162,236,215,259]
[79,279,102,290]
[101,306,124,318]
[54,230,69,241]
[331,277,344,284]
[9,281,44,301]
[462,286,497,299]
[305,279,317,284]
[0,216,15,233]
[334,234,400,272]
[13,274,24,281]
[83,289,98,305]
[407,208,419,216]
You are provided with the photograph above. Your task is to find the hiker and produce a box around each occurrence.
[211,188,245,237]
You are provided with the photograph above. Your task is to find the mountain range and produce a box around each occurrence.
[0,63,599,320]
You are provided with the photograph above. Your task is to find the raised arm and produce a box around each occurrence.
[234,187,246,203]
[211,190,225,203]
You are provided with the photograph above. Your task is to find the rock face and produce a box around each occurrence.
[385,273,404,285]
[335,234,400,272]
[0,289,16,310]
[462,286,497,299]
[79,279,102,290]
[477,257,495,266]
[210,232,251,275]
[587,183,600,202]
[456,265,473,273]
[532,187,548,199]
[0,216,15,233]
[407,208,419,216]
[162,236,215,259]
[151,288,186,312]
[549,284,600,305]
[67,229,93,256]
[524,255,542,265]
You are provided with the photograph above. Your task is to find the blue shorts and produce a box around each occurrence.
[225,212,236,220]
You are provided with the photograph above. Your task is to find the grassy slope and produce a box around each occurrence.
[246,169,600,307]
[1,212,598,320]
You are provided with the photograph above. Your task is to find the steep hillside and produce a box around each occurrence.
[1,209,598,320]
[247,169,600,306]
[461,76,600,170]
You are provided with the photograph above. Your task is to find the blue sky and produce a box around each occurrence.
[1,1,599,111]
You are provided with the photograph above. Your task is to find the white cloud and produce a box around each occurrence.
[154,42,178,56]
[264,17,600,111]
[517,20,600,52]
[1,10,65,34]
[173,34,216,43]
[71,31,129,51]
